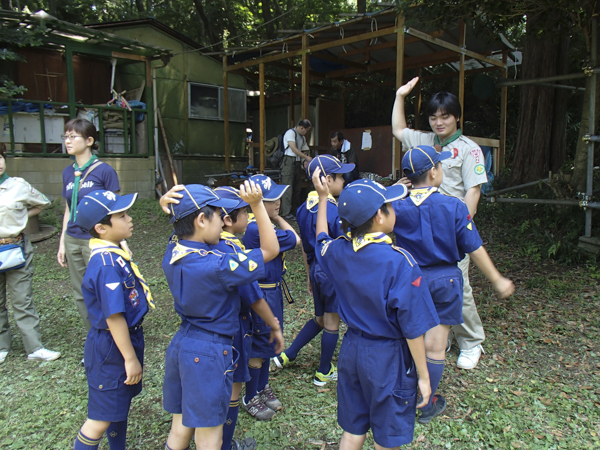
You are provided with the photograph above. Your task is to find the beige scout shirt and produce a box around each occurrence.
[401,129,488,199]
[0,177,51,238]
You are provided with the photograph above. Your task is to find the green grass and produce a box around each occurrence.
[1,198,599,449]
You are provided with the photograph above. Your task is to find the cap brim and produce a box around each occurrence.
[109,193,138,215]
[207,198,240,209]
[222,198,249,214]
[263,184,289,201]
[438,151,452,161]
[331,163,356,174]
[384,184,408,202]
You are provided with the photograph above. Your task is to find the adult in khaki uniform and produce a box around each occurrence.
[392,77,488,370]
[0,149,61,363]
[280,119,312,219]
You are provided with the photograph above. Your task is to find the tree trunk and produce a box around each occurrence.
[358,0,366,14]
[262,0,275,40]
[193,0,222,50]
[146,0,153,12]
[222,0,240,46]
[135,0,145,13]
[509,15,570,185]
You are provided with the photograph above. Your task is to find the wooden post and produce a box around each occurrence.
[65,45,76,118]
[223,56,230,172]
[145,59,154,157]
[499,51,508,172]
[414,68,422,130]
[259,62,266,173]
[289,56,295,127]
[393,15,405,177]
[458,20,466,131]
[341,81,346,126]
[301,34,309,121]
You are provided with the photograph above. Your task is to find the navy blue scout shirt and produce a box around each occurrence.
[297,193,343,264]
[62,162,120,240]
[241,218,297,282]
[392,187,483,267]
[212,232,263,312]
[82,251,149,330]
[316,232,439,340]
[162,238,265,337]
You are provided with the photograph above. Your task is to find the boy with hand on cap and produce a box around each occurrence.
[312,170,439,450]
[274,154,353,387]
[240,175,300,419]
[162,181,281,450]
[73,190,154,450]
[212,186,284,446]
[393,145,514,424]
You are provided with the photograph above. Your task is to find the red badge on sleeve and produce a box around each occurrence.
[412,276,422,287]
[467,214,471,221]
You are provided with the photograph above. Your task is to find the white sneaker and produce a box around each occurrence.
[27,348,61,362]
[456,344,484,370]
[0,351,8,364]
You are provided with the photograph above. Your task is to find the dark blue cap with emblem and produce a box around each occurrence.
[213,186,249,216]
[338,179,408,228]
[76,190,138,232]
[248,174,289,202]
[402,145,452,178]
[307,154,355,178]
[169,184,239,223]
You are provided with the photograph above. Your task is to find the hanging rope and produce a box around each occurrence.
[370,18,378,46]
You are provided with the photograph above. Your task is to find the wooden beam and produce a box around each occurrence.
[405,27,506,68]
[223,56,230,172]
[458,20,466,130]
[259,63,266,173]
[339,31,445,57]
[302,34,309,121]
[290,56,295,128]
[310,51,367,69]
[421,64,502,81]
[499,51,508,173]
[111,51,147,61]
[393,15,405,178]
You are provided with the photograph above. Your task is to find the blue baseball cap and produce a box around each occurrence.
[75,190,138,232]
[402,145,452,178]
[213,186,249,216]
[169,184,239,223]
[307,154,355,178]
[338,179,408,227]
[248,174,289,202]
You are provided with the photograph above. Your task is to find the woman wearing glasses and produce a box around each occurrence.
[57,119,126,333]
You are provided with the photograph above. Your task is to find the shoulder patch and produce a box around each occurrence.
[467,222,473,230]
[229,260,239,271]
[474,164,485,175]
[411,276,422,287]
[105,282,120,291]
[248,260,258,272]
[320,239,332,257]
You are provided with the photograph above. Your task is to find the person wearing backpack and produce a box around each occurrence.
[280,119,312,219]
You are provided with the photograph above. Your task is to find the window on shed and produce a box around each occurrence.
[188,82,246,122]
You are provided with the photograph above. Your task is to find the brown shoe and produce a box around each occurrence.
[259,384,283,411]
[242,395,276,420]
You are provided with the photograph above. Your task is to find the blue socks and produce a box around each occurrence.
[285,318,323,360]
[257,362,270,393]
[244,363,262,403]
[106,421,127,450]
[221,399,240,450]
[318,328,339,374]
[422,357,445,410]
[74,430,101,449]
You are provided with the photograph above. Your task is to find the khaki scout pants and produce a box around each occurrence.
[451,254,485,350]
[0,236,43,354]
[280,155,304,217]
[63,233,92,331]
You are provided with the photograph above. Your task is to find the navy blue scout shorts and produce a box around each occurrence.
[337,329,418,448]
[251,285,283,359]
[310,263,338,317]
[84,326,144,422]
[233,313,253,383]
[163,322,239,428]
[420,264,464,326]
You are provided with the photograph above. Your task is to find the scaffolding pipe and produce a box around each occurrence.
[485,178,550,197]
[585,17,597,237]
[487,198,581,206]
[495,67,600,87]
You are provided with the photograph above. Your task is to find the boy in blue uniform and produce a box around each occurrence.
[162,182,283,450]
[274,154,354,386]
[213,186,284,447]
[393,145,514,423]
[240,175,300,418]
[72,190,153,450]
[312,171,439,449]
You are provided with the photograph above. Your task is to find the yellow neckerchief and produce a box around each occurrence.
[352,232,392,252]
[220,231,246,251]
[306,191,337,211]
[410,186,438,207]
[169,241,223,265]
[89,238,155,309]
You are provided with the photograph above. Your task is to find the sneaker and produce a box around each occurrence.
[456,344,484,370]
[313,364,337,387]
[259,384,283,411]
[273,352,291,369]
[0,351,7,364]
[242,395,276,420]
[27,348,61,362]
[418,394,447,424]
[232,437,258,450]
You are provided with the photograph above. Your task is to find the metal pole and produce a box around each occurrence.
[487,198,581,206]
[485,178,550,196]
[585,17,597,238]
[495,67,600,88]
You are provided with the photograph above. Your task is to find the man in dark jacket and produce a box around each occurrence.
[330,131,359,184]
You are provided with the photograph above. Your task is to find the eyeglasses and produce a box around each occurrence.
[61,134,83,141]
